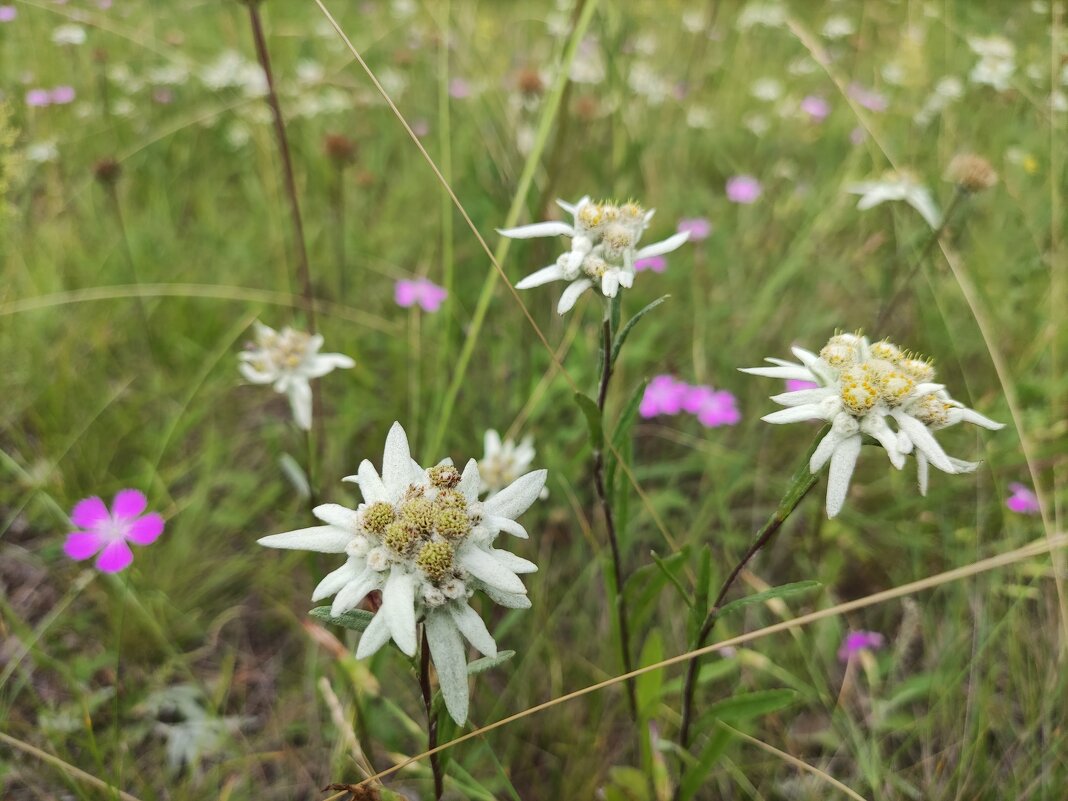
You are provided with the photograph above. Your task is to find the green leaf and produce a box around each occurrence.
[279,453,310,499]
[700,689,796,724]
[611,295,669,365]
[716,581,822,618]
[574,392,604,449]
[308,606,374,632]
[678,728,733,801]
[625,550,689,632]
[606,378,648,508]
[467,650,515,675]
[651,550,692,608]
[636,630,665,718]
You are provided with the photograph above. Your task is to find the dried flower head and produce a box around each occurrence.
[946,153,998,193]
[93,158,122,186]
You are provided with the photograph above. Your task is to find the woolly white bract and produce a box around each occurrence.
[499,197,690,314]
[846,171,941,230]
[238,322,354,431]
[742,333,1003,518]
[258,422,546,725]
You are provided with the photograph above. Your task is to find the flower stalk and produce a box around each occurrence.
[419,627,445,801]
[677,428,826,752]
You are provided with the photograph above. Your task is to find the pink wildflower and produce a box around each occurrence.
[800,94,830,121]
[50,86,76,105]
[448,78,471,99]
[26,89,51,107]
[395,278,447,312]
[838,630,884,663]
[634,255,667,273]
[726,175,762,204]
[639,375,688,418]
[0,6,16,22]
[64,490,165,573]
[677,218,712,241]
[1006,483,1040,515]
[411,119,430,137]
[694,390,741,427]
[848,83,888,112]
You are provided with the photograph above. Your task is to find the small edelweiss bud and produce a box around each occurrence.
[434,489,467,511]
[383,521,419,555]
[576,202,604,231]
[361,501,395,535]
[820,340,859,369]
[909,393,951,427]
[366,546,391,571]
[619,201,644,221]
[399,497,435,533]
[946,153,998,193]
[899,356,936,383]
[434,507,472,540]
[346,534,371,558]
[601,223,634,255]
[422,585,447,607]
[416,540,454,583]
[876,368,915,407]
[93,158,122,186]
[582,254,609,278]
[441,577,465,599]
[428,464,461,489]
[869,339,903,362]
[600,203,621,223]
[839,365,878,414]
[402,484,426,501]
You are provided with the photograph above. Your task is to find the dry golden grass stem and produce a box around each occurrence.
[0,731,146,801]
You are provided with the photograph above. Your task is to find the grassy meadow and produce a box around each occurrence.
[1,0,1066,799]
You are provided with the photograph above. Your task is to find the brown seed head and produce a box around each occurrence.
[93,158,122,186]
[323,133,357,165]
[946,153,998,193]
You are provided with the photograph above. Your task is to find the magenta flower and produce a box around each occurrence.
[395,278,447,312]
[50,85,76,105]
[695,390,740,428]
[786,378,818,393]
[1006,483,1040,515]
[837,630,884,663]
[448,78,471,99]
[726,175,762,204]
[680,384,714,415]
[848,83,888,112]
[64,490,165,573]
[677,218,712,241]
[634,255,667,273]
[26,89,51,107]
[800,94,830,121]
[639,375,688,418]
[0,6,16,22]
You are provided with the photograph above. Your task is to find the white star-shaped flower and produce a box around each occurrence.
[742,333,1003,517]
[498,197,690,314]
[846,171,941,230]
[258,422,547,725]
[478,429,549,499]
[238,322,354,431]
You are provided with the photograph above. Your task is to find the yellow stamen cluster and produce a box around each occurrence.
[399,497,435,533]
[576,200,646,233]
[362,501,396,534]
[435,507,471,539]
[384,521,418,555]
[416,541,455,582]
[428,464,461,489]
[820,334,860,368]
[839,365,879,413]
[910,393,951,426]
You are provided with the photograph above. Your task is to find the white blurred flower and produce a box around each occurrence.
[686,105,715,129]
[148,63,190,87]
[26,140,59,163]
[259,422,546,725]
[968,36,1015,91]
[200,51,267,96]
[479,430,549,499]
[821,15,855,39]
[499,197,689,314]
[737,2,787,29]
[846,171,941,229]
[751,77,783,102]
[52,24,87,46]
[238,322,354,431]
[742,334,1003,517]
[743,112,771,136]
[570,38,606,84]
[629,62,671,105]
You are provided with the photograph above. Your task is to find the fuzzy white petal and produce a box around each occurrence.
[482,469,547,520]
[955,408,1004,430]
[739,365,819,381]
[381,422,414,495]
[312,561,359,602]
[488,548,538,574]
[557,278,593,314]
[460,548,527,594]
[893,412,954,473]
[258,525,350,553]
[304,352,355,378]
[497,221,575,239]
[288,379,313,431]
[381,570,417,657]
[762,404,826,424]
[916,451,929,496]
[355,611,392,659]
[238,361,275,384]
[480,585,532,608]
[458,459,481,503]
[313,503,356,530]
[448,603,498,658]
[425,610,470,725]
[516,264,566,289]
[634,231,690,260]
[769,387,835,407]
[329,570,381,615]
[485,515,528,539]
[810,428,845,473]
[860,415,905,469]
[344,459,389,503]
[826,435,862,518]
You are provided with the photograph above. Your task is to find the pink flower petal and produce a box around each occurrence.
[111,489,147,519]
[126,513,164,545]
[95,539,134,573]
[64,531,103,561]
[395,280,418,307]
[71,496,109,529]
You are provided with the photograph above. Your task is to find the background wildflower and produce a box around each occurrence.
[676,217,712,241]
[1006,483,1040,515]
[64,490,164,573]
[838,630,885,663]
[395,278,447,312]
[726,175,762,204]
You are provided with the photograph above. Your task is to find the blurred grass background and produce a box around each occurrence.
[1,0,1065,798]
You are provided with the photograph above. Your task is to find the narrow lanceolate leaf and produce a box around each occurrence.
[635,630,665,718]
[699,689,796,724]
[308,606,374,632]
[611,295,669,366]
[466,650,516,675]
[715,581,822,618]
[678,727,734,801]
[574,392,604,449]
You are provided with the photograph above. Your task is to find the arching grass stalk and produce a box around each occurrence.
[676,427,828,754]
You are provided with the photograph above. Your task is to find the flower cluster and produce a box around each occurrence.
[743,332,1003,517]
[478,429,549,499]
[500,196,690,314]
[258,423,546,725]
[640,375,741,428]
[238,322,354,431]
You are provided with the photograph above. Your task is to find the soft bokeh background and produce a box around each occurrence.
[1,0,1065,799]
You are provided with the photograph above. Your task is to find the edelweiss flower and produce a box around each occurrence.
[238,322,354,431]
[258,423,546,725]
[499,197,690,314]
[742,333,1003,517]
[478,429,549,499]
[846,171,941,229]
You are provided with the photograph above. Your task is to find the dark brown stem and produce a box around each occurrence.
[593,316,638,719]
[246,1,316,334]
[419,628,444,801]
[677,429,827,755]
[874,188,966,332]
